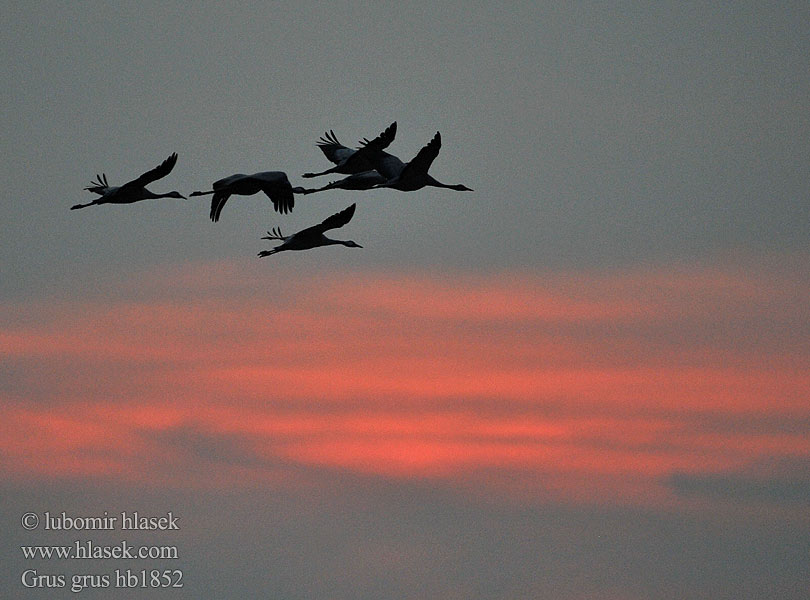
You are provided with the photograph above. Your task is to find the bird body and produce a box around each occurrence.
[72,153,184,210]
[258,203,362,257]
[190,171,306,221]
[368,151,406,181]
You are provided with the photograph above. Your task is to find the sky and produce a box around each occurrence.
[1,2,809,598]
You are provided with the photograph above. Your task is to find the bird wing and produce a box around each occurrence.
[210,191,232,222]
[297,203,357,237]
[127,153,179,188]
[255,172,294,214]
[335,122,398,174]
[316,130,355,165]
[401,132,441,178]
[212,173,247,189]
[358,122,397,153]
[262,187,294,214]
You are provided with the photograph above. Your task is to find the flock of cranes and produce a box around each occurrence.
[71,122,473,257]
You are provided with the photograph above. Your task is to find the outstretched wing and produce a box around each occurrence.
[316,130,355,165]
[297,203,357,237]
[317,202,356,232]
[358,122,397,153]
[212,173,247,189]
[210,191,232,222]
[335,122,397,174]
[402,132,441,177]
[255,172,294,214]
[127,153,179,188]
[262,186,294,214]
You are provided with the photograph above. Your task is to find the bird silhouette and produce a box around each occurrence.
[258,203,362,257]
[190,172,309,221]
[369,132,473,192]
[302,122,397,178]
[302,170,388,194]
[71,153,185,210]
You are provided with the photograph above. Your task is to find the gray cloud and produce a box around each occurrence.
[667,464,810,505]
[142,425,276,470]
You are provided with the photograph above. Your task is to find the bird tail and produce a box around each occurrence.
[261,227,285,241]
[84,173,109,195]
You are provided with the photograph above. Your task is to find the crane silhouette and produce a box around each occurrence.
[258,203,362,257]
[369,132,473,192]
[190,172,309,220]
[72,153,185,210]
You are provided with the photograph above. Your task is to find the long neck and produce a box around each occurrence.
[427,176,470,191]
[426,176,453,189]
[70,201,95,210]
[323,238,354,247]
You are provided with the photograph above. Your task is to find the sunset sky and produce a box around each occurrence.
[2,3,809,598]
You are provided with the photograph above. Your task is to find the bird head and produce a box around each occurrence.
[167,191,186,199]
[452,184,473,192]
[343,240,363,249]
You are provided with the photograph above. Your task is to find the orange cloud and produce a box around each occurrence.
[1,257,808,510]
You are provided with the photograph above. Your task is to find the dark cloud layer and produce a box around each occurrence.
[4,478,809,600]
